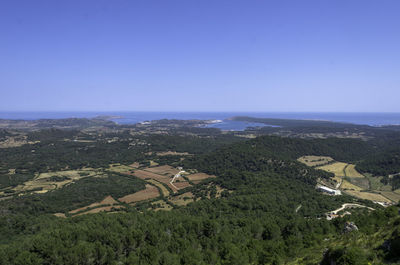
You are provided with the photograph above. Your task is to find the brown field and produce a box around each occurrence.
[186,173,216,183]
[69,196,118,214]
[134,170,171,182]
[317,162,347,177]
[118,184,160,203]
[172,181,192,190]
[156,151,191,156]
[146,179,170,197]
[133,169,181,192]
[169,192,195,206]
[144,165,180,176]
[74,205,125,216]
[297,156,334,167]
[150,200,173,211]
[344,164,365,178]
[344,190,392,203]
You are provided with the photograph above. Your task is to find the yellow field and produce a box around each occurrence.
[36,168,100,180]
[146,179,170,197]
[107,164,135,173]
[54,213,66,218]
[149,160,159,167]
[379,191,400,203]
[317,162,347,177]
[340,179,363,191]
[297,156,334,167]
[12,169,102,194]
[344,190,392,203]
[69,195,119,214]
[344,164,365,178]
[118,184,160,204]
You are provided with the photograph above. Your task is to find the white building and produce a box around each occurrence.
[316,185,341,195]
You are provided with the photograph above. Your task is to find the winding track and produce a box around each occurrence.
[329,203,375,215]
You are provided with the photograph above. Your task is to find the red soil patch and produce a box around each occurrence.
[144,165,180,176]
[69,195,118,214]
[118,184,160,203]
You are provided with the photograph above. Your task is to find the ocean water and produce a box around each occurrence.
[0,112,400,130]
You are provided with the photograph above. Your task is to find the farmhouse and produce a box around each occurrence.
[316,185,341,195]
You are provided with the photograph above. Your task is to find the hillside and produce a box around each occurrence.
[0,122,399,264]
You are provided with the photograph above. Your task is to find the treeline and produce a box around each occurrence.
[0,173,146,217]
[1,130,399,263]
[356,148,400,177]
[184,135,372,171]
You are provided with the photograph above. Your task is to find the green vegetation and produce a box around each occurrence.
[0,118,400,264]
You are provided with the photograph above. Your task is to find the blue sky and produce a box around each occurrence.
[0,0,399,112]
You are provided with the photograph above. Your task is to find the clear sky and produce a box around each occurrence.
[1,0,399,112]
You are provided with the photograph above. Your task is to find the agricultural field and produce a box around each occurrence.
[344,164,365,178]
[297,155,333,167]
[145,179,170,197]
[118,184,160,204]
[379,190,400,203]
[317,162,347,177]
[185,173,216,184]
[171,181,191,190]
[144,165,180,176]
[69,195,119,214]
[133,169,177,192]
[74,205,125,216]
[107,164,136,173]
[129,166,194,193]
[169,192,195,206]
[344,190,392,203]
[365,174,391,191]
[310,158,396,204]
[11,169,103,194]
[340,179,363,191]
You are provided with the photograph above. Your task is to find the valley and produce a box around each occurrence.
[0,116,399,264]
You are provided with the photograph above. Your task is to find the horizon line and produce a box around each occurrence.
[1,110,400,114]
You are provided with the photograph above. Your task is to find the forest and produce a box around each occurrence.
[0,119,399,264]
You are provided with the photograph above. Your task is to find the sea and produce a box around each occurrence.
[1,112,400,131]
